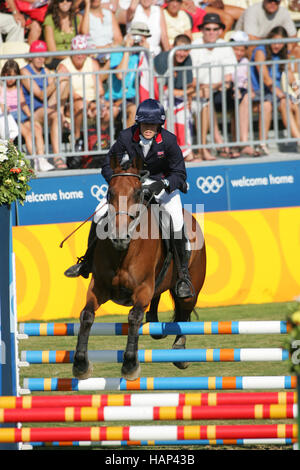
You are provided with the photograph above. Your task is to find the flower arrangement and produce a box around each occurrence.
[0,139,35,206]
[285,309,300,374]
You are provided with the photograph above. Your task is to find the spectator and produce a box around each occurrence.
[163,0,192,46]
[43,0,87,70]
[181,0,206,33]
[0,59,52,170]
[229,30,257,157]
[115,0,131,26]
[155,33,195,161]
[57,35,105,167]
[0,1,24,43]
[79,0,123,51]
[21,40,67,170]
[104,22,152,128]
[6,0,47,44]
[235,0,300,58]
[250,26,300,155]
[190,13,237,159]
[126,0,170,56]
[198,0,244,35]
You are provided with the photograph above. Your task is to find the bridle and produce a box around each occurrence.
[108,170,154,240]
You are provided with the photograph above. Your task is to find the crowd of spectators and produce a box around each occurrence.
[0,0,299,169]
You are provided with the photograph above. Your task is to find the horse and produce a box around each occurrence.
[73,155,206,381]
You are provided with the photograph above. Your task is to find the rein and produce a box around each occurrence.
[108,170,154,238]
[59,169,152,248]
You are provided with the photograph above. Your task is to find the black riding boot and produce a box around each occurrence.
[64,221,97,278]
[173,229,194,299]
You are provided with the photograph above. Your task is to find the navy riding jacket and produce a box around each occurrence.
[101,124,187,193]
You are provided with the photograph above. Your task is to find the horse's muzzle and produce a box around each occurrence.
[111,236,131,251]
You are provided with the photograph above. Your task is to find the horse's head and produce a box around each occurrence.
[107,155,148,251]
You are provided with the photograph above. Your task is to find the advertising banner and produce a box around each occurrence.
[13,205,300,321]
[11,158,300,320]
[14,159,300,227]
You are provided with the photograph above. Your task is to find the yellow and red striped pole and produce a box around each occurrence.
[0,391,296,409]
[0,424,297,443]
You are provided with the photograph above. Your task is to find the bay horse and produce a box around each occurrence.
[73,156,206,381]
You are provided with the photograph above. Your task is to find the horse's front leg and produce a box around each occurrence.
[121,302,144,380]
[73,279,104,380]
[73,306,95,380]
[121,283,153,380]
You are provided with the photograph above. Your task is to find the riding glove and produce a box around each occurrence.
[146,180,168,195]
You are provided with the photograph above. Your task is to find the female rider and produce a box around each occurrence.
[64,98,193,298]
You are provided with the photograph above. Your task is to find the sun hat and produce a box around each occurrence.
[199,13,225,30]
[71,35,88,50]
[230,30,249,42]
[128,22,151,37]
[30,40,48,53]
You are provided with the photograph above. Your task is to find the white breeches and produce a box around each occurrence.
[93,178,184,232]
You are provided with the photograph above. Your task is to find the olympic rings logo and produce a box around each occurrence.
[91,184,108,201]
[196,175,224,194]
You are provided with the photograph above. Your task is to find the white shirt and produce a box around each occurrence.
[190,37,237,84]
[88,10,113,47]
[139,134,153,157]
[129,5,162,56]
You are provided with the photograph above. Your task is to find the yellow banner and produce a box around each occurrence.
[13,206,300,321]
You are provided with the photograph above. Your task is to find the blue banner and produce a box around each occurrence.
[14,158,300,226]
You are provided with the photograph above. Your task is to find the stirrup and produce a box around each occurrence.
[175,269,195,299]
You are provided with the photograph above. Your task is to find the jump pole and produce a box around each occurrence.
[18,320,291,337]
[27,438,297,448]
[0,403,297,423]
[0,204,18,450]
[26,438,297,450]
[0,423,297,443]
[22,375,297,393]
[20,348,290,364]
[1,391,296,408]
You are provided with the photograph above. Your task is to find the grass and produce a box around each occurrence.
[17,301,299,451]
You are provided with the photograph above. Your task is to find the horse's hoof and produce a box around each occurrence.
[151,333,168,340]
[72,361,93,380]
[121,363,141,381]
[173,360,189,370]
[172,335,189,370]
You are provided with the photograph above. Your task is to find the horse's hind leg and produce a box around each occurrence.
[145,295,167,340]
[171,290,194,370]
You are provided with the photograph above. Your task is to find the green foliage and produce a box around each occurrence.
[285,309,300,374]
[0,139,35,206]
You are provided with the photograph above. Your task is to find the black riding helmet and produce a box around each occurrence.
[135,98,166,125]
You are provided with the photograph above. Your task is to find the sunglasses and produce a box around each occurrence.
[203,27,220,31]
[266,0,281,3]
[58,0,72,3]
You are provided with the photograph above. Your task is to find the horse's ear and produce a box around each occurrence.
[110,154,122,171]
[131,155,143,172]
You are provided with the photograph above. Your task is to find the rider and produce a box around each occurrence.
[64,98,193,298]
